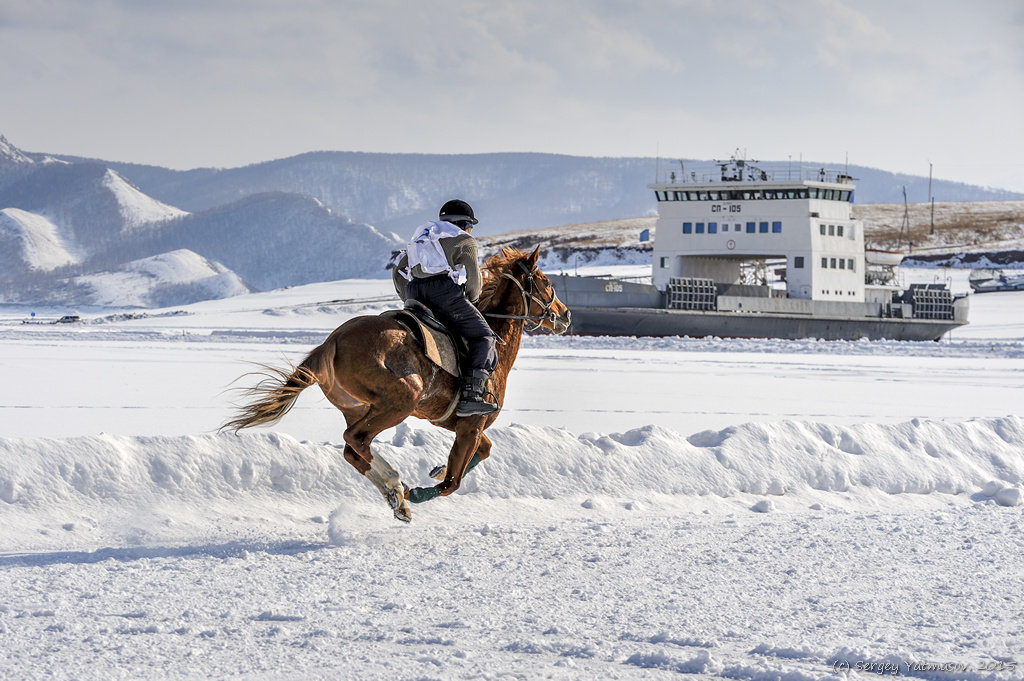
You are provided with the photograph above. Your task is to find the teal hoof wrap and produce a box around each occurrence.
[409,486,441,504]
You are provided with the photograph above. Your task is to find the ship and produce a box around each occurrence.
[551,156,969,341]
[968,269,1024,293]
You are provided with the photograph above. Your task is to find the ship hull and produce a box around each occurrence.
[551,274,968,341]
[565,306,966,342]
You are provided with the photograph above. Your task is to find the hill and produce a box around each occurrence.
[4,131,1024,308]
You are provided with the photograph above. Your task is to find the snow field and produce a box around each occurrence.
[1,270,1023,680]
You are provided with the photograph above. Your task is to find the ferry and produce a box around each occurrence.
[551,156,969,341]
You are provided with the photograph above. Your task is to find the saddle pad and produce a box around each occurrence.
[381,309,460,378]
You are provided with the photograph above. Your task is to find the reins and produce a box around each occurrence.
[483,261,559,331]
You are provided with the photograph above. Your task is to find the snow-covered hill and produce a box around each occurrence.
[72,249,251,307]
[0,207,79,271]
[101,168,187,231]
[5,131,1024,310]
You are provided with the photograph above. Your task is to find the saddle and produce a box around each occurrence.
[381,300,464,379]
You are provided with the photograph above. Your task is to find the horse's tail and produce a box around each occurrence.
[220,343,335,433]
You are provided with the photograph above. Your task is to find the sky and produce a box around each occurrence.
[2,0,1024,192]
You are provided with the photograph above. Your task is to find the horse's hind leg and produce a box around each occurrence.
[343,405,415,522]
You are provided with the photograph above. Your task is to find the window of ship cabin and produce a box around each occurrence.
[660,257,669,268]
[675,191,685,200]
[840,191,851,201]
[656,191,666,201]
[799,189,810,199]
[687,192,699,200]
[819,224,826,235]
[827,224,835,236]
[709,222,718,234]
[759,221,769,233]
[696,222,705,233]
[848,259,855,271]
[794,256,805,268]
[772,221,782,233]
[839,259,846,270]
[821,257,828,268]
[837,225,844,237]
[683,222,693,234]
[830,257,837,268]
[825,189,836,200]
[746,222,756,233]
[808,188,819,199]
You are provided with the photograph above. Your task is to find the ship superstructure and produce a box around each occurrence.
[551,156,969,341]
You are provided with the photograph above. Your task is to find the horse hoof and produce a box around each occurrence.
[386,488,412,523]
[428,464,447,480]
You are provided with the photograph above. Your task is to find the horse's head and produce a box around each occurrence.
[482,247,572,335]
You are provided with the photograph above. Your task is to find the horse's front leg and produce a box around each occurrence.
[427,432,492,482]
[408,418,487,503]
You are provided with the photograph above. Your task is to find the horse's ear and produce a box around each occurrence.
[528,246,540,267]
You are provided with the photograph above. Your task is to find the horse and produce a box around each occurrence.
[221,247,571,522]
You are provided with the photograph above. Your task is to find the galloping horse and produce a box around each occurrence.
[222,247,571,522]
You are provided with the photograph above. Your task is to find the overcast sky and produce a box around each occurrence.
[2,0,1023,192]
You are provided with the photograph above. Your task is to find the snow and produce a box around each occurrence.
[0,207,79,270]
[1,266,1023,680]
[101,169,188,230]
[73,249,251,307]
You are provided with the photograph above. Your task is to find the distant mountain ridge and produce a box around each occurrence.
[48,149,1024,237]
[2,132,1023,308]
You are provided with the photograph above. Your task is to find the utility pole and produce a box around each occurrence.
[928,161,935,235]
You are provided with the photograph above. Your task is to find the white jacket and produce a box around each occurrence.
[400,220,468,285]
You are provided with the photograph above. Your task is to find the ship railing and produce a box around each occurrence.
[655,162,854,186]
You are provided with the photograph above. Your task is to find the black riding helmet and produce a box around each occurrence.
[439,199,478,228]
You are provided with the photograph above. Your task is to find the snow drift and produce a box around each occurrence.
[3,416,1021,551]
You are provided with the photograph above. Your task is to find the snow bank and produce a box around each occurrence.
[394,417,1024,502]
[3,417,1021,549]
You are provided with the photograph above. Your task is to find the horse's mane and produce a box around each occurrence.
[476,247,531,313]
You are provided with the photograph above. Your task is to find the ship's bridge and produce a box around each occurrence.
[648,159,864,302]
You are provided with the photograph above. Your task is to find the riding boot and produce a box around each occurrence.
[455,369,500,417]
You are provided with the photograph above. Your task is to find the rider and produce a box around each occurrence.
[392,199,499,417]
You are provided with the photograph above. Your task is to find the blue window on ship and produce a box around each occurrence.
[683,222,693,234]
[696,222,705,234]
[746,222,755,233]
[708,222,718,234]
[759,221,769,233]
[772,221,782,233]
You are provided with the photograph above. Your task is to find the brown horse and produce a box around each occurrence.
[222,247,571,521]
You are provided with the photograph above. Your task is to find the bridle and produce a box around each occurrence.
[484,261,560,332]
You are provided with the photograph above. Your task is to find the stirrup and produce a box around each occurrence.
[456,397,499,417]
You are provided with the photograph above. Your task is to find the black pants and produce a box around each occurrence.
[406,275,497,372]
